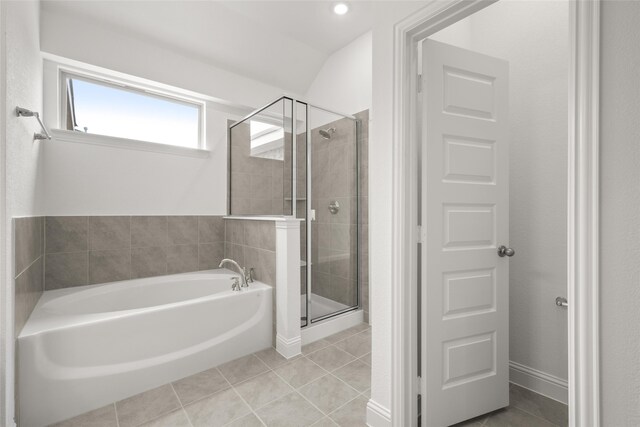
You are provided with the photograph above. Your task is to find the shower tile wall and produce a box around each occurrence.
[310,110,369,322]
[42,216,227,290]
[229,121,293,216]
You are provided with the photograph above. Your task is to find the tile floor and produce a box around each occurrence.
[52,323,372,427]
[51,322,567,427]
[453,383,568,427]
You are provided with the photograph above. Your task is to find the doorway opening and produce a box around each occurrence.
[389,0,601,426]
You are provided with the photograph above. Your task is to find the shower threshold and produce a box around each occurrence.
[300,293,351,324]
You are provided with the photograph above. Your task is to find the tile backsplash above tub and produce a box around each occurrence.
[44,216,226,290]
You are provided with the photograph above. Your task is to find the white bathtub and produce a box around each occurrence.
[18,269,272,427]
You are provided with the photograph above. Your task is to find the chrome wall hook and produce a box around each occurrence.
[16,106,52,140]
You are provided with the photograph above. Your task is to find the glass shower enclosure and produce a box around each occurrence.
[228,97,360,326]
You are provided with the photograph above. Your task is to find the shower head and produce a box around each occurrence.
[319,127,336,140]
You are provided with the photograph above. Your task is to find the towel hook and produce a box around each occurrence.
[15,107,52,140]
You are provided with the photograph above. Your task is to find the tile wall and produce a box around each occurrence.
[43,216,226,290]
[14,217,44,335]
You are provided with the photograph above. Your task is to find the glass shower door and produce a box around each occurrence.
[307,106,359,322]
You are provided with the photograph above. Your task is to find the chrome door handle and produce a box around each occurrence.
[497,245,515,257]
[555,297,568,307]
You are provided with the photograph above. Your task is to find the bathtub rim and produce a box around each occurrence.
[19,268,271,338]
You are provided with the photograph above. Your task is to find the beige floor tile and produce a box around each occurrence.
[484,407,556,427]
[329,395,368,427]
[254,347,292,369]
[299,375,359,414]
[172,367,229,405]
[274,357,327,388]
[333,360,371,392]
[509,383,568,426]
[116,385,181,427]
[226,412,265,427]
[358,352,371,366]
[256,392,324,427]
[311,417,339,426]
[302,339,331,355]
[335,333,371,358]
[184,388,251,427]
[218,354,269,385]
[451,414,487,426]
[307,346,355,371]
[234,371,294,410]
[139,409,190,427]
[51,404,117,427]
[324,326,364,344]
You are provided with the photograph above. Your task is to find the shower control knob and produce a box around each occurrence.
[497,245,515,257]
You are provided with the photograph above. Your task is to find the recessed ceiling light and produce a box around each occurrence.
[333,3,349,15]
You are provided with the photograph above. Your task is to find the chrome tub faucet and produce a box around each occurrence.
[219,259,249,288]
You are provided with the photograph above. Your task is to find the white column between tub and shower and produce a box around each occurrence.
[275,217,302,358]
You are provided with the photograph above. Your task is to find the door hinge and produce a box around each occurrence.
[414,376,424,394]
[417,74,422,93]
[416,225,422,243]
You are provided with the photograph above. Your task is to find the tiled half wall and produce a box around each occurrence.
[39,216,279,291]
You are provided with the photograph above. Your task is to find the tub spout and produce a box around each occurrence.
[219,259,248,288]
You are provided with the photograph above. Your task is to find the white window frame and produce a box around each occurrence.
[43,54,210,157]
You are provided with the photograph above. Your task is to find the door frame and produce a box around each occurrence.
[390,1,600,426]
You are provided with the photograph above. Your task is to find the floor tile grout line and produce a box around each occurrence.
[327,370,367,396]
[307,344,358,372]
[232,369,296,413]
[223,385,264,427]
[507,396,565,426]
[168,382,193,427]
[303,355,369,399]
[267,363,331,421]
[508,405,562,427]
[173,367,233,412]
[324,391,364,423]
[113,403,121,427]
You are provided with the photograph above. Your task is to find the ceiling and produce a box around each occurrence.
[41,1,375,94]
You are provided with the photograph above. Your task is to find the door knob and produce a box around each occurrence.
[555,297,568,307]
[497,245,515,257]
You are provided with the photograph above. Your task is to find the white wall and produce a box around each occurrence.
[600,1,640,425]
[431,0,570,387]
[305,31,372,120]
[1,0,44,424]
[39,7,291,216]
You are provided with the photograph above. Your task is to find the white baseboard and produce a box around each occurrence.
[275,334,301,359]
[509,360,568,404]
[366,399,391,427]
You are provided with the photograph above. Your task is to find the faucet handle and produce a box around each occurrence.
[230,277,241,291]
[245,267,255,284]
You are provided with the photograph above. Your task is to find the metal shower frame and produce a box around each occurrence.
[228,96,362,326]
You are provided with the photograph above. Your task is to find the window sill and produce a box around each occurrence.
[50,129,210,158]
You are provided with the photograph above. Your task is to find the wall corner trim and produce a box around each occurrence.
[366,399,392,427]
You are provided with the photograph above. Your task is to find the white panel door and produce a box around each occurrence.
[420,39,510,426]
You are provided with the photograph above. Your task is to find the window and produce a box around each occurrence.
[62,72,204,149]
